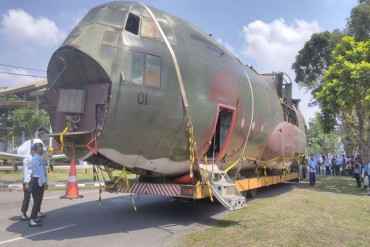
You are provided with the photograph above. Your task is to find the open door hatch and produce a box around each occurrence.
[206,105,236,162]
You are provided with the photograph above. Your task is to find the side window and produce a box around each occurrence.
[131,51,161,88]
[132,51,144,84]
[125,13,140,35]
[146,55,161,88]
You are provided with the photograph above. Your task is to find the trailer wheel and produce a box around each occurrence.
[246,189,257,198]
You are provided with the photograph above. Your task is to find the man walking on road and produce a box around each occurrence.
[308,155,317,186]
[20,146,34,220]
[29,143,48,227]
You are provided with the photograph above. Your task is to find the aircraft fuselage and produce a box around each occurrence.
[46,1,307,178]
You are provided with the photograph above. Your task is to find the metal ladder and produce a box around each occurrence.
[200,164,246,211]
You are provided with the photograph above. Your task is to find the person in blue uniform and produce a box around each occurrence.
[29,142,48,227]
[308,154,317,186]
[20,146,34,220]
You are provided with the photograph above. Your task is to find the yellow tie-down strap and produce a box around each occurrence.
[225,154,305,173]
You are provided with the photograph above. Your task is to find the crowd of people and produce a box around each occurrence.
[305,153,370,191]
[20,142,48,227]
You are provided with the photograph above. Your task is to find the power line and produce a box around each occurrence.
[0,63,46,72]
[0,71,46,78]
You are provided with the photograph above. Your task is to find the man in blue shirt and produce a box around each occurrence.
[325,156,331,176]
[335,156,341,176]
[364,159,370,192]
[308,154,317,186]
[29,142,48,227]
[20,147,34,220]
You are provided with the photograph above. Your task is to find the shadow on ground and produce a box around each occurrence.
[293,175,368,197]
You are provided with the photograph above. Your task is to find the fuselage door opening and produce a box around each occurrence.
[206,106,236,163]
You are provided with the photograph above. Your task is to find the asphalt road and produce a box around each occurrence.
[0,181,301,247]
[0,189,228,247]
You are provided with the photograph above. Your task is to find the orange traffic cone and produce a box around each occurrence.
[61,158,83,199]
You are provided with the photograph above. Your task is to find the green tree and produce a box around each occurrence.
[293,0,370,159]
[292,30,344,91]
[307,112,340,156]
[346,0,370,42]
[0,94,21,127]
[10,106,50,141]
[316,36,370,158]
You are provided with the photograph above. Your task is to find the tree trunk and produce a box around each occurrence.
[364,110,370,160]
[356,110,369,160]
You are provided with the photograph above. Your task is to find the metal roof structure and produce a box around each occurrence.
[0,79,47,98]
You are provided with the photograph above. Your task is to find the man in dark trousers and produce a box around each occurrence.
[20,146,34,220]
[308,154,317,186]
[29,142,48,227]
[353,158,362,188]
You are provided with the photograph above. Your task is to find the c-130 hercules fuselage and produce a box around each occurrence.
[46,1,307,183]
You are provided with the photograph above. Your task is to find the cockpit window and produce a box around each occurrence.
[160,24,176,45]
[131,5,142,16]
[78,8,100,26]
[100,8,126,28]
[78,7,126,28]
[142,9,151,18]
[125,13,140,35]
[141,17,160,40]
[140,9,159,40]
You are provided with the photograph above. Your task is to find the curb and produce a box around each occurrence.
[0,182,101,192]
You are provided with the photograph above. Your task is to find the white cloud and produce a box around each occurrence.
[0,9,66,48]
[242,18,320,73]
[241,18,321,124]
[0,68,44,88]
[216,38,236,56]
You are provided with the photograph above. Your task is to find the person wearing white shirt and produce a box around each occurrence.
[20,148,34,220]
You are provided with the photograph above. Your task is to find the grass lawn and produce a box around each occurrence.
[0,167,137,183]
[181,175,370,247]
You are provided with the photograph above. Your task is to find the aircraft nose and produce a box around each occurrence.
[47,45,111,161]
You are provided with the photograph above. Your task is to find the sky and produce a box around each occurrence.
[0,0,359,123]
